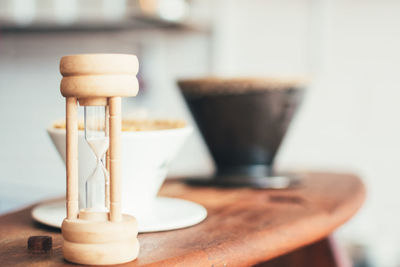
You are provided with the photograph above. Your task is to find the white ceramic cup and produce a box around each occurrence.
[47,124,192,219]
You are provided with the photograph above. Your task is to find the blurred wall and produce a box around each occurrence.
[210,0,400,266]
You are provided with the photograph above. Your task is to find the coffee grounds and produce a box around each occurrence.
[53,119,186,132]
[178,77,307,97]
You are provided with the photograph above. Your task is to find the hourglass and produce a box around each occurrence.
[59,54,139,265]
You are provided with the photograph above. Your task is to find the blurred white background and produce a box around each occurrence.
[1,0,399,266]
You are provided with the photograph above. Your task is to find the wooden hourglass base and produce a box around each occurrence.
[61,213,139,265]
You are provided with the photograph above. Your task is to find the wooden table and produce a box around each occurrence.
[0,172,365,267]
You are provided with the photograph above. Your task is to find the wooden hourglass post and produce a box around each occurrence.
[66,97,79,220]
[105,105,110,209]
[109,97,122,222]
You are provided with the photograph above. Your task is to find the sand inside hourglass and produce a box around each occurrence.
[86,136,109,212]
[87,137,109,159]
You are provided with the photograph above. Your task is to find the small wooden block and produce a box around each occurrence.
[27,236,52,253]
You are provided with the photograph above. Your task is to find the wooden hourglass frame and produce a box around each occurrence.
[59,54,139,265]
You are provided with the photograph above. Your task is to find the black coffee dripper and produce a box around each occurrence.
[178,78,305,188]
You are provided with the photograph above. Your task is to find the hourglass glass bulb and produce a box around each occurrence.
[84,105,109,211]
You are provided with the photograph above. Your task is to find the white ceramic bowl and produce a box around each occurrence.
[47,125,193,218]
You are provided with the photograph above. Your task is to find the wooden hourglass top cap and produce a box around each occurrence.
[60,54,139,98]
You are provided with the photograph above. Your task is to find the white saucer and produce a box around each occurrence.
[32,197,207,233]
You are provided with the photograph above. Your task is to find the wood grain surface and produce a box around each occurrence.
[0,172,365,267]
